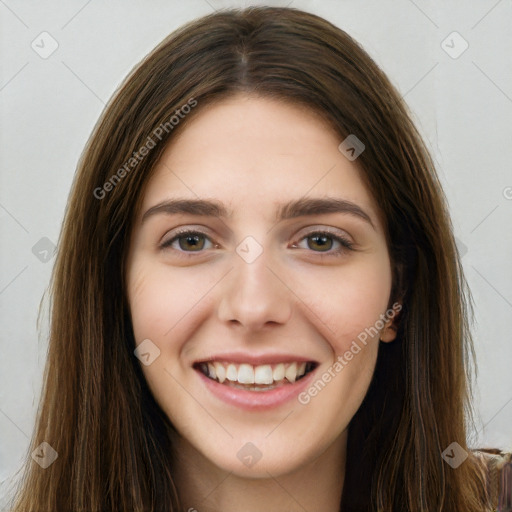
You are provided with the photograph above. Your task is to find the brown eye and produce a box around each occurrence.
[178,233,205,251]
[293,230,355,256]
[307,234,334,252]
[161,230,213,253]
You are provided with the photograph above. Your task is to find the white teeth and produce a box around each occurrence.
[238,363,255,384]
[207,363,216,380]
[226,364,238,382]
[273,363,285,381]
[254,365,273,385]
[214,362,226,383]
[201,360,313,386]
[285,362,298,383]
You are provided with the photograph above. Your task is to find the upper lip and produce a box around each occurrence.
[194,352,318,366]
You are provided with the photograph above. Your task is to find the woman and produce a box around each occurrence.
[8,6,510,511]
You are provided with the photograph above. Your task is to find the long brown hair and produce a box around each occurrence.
[9,6,492,511]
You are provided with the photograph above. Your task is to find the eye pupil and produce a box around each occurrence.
[309,234,332,252]
[179,234,204,251]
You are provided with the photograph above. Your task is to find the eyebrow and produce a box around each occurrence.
[141,197,375,230]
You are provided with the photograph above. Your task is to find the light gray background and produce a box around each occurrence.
[1,0,511,506]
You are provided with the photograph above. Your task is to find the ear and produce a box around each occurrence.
[379,320,398,342]
[379,302,402,343]
[382,259,406,342]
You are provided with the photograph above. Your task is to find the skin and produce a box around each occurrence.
[125,93,399,511]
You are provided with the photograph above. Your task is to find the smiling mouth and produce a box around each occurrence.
[194,361,318,391]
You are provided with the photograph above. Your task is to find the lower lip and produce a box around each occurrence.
[195,367,317,411]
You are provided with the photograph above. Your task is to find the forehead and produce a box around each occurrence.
[140,94,384,230]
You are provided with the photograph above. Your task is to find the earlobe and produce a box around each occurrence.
[379,304,401,343]
[379,322,398,343]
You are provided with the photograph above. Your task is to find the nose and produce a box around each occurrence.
[217,246,293,331]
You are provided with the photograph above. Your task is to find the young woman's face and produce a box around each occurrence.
[126,93,397,478]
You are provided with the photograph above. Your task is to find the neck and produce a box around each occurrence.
[173,431,347,512]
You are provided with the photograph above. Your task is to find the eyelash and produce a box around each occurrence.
[160,228,355,258]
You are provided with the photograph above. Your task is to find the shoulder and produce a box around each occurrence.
[471,448,511,511]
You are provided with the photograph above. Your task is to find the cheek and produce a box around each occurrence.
[127,262,210,343]
[287,256,391,417]
[302,343,379,441]
[126,261,209,416]
[293,254,393,354]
